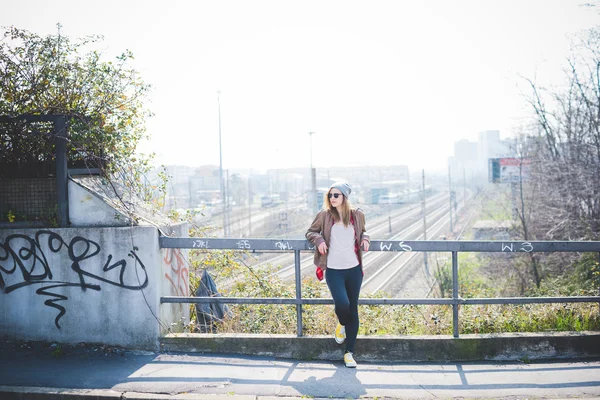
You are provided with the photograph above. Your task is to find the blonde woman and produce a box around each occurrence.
[306,182,370,368]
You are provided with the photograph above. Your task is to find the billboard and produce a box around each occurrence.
[489,158,531,183]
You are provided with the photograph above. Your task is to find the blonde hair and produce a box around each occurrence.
[323,189,352,226]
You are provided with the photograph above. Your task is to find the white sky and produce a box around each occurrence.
[2,0,598,172]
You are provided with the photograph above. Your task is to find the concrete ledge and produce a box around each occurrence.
[160,331,600,362]
[0,386,258,400]
[0,386,122,400]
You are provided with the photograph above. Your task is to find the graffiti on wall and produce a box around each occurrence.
[163,248,189,297]
[0,230,148,329]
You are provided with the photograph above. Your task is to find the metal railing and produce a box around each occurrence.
[1,114,69,226]
[160,237,600,337]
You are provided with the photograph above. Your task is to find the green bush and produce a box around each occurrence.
[184,249,600,335]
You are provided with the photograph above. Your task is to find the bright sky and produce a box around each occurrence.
[2,0,598,172]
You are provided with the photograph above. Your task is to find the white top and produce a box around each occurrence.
[327,222,359,270]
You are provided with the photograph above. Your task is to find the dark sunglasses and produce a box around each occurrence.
[328,193,342,199]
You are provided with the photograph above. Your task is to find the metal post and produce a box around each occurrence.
[225,169,230,237]
[294,250,303,337]
[309,132,317,214]
[407,170,410,202]
[463,168,466,206]
[422,169,428,272]
[54,116,69,227]
[218,91,226,237]
[452,251,459,338]
[510,181,518,220]
[311,168,317,213]
[448,164,453,232]
[247,178,252,236]
[188,178,193,209]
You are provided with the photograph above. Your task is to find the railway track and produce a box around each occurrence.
[201,191,475,295]
[368,191,479,298]
[267,193,456,282]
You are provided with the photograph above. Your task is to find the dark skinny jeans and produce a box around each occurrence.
[325,265,363,353]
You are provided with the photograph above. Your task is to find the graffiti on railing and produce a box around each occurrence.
[521,242,534,252]
[0,230,148,329]
[398,241,413,252]
[378,241,412,252]
[192,240,209,249]
[163,248,189,297]
[275,241,293,250]
[501,242,534,252]
[380,242,393,251]
[236,240,251,249]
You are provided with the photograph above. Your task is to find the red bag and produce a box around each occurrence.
[315,266,324,281]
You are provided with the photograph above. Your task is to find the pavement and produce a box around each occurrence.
[1,340,600,400]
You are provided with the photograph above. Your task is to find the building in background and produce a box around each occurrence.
[477,130,511,175]
[448,139,478,182]
[448,130,514,186]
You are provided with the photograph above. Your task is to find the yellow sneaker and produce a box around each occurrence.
[344,351,357,368]
[334,323,346,344]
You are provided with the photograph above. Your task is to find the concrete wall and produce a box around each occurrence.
[68,179,130,226]
[0,224,189,350]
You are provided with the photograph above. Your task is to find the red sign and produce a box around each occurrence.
[499,158,531,166]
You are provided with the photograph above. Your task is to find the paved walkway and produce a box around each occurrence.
[1,340,599,399]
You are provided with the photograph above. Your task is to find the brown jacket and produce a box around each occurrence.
[305,208,370,269]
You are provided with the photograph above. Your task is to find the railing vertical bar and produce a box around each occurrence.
[452,251,459,338]
[295,249,303,337]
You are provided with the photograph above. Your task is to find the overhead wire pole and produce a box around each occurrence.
[463,168,467,206]
[218,90,227,237]
[247,177,252,237]
[448,164,453,232]
[422,169,428,274]
[309,131,317,214]
[226,169,230,236]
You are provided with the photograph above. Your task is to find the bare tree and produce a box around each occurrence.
[523,28,600,242]
[490,27,600,293]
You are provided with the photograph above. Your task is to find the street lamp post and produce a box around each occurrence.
[309,131,317,214]
[218,90,227,237]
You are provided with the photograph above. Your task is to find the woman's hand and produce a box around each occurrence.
[318,242,328,255]
[361,239,370,252]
